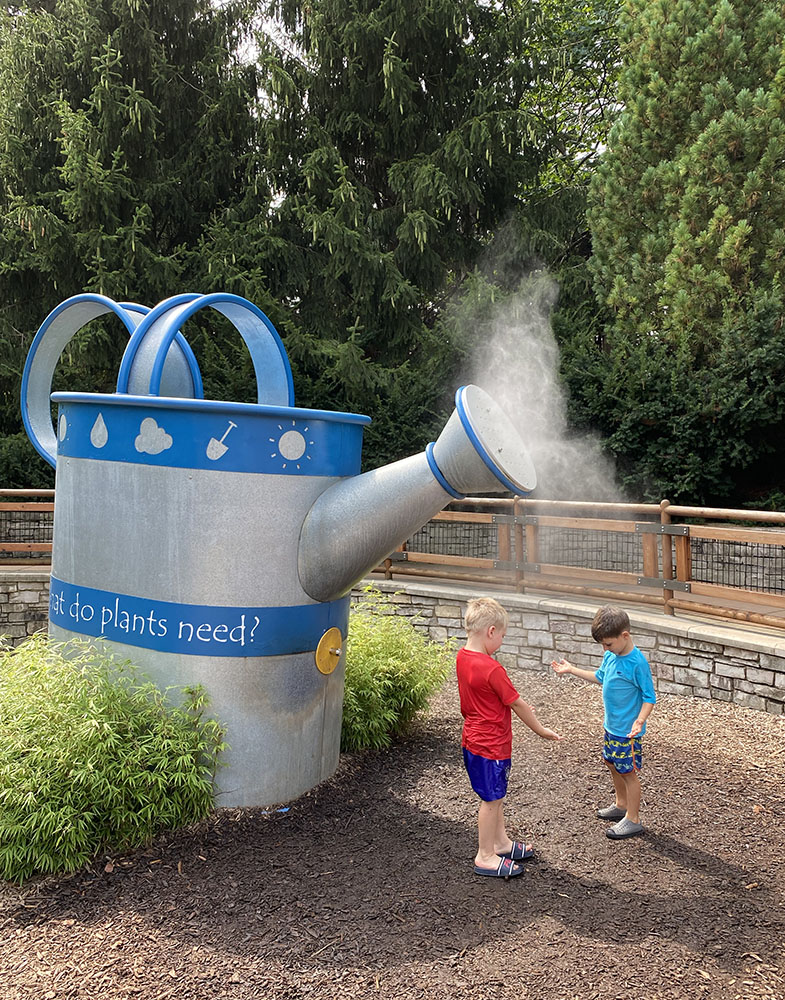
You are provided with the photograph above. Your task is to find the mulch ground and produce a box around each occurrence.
[2,673,784,1000]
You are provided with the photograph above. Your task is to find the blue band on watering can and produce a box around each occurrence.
[53,393,370,477]
[20,294,201,469]
[49,577,349,658]
[454,385,523,495]
[117,292,294,408]
[425,442,466,499]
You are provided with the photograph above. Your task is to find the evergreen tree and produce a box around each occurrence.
[499,0,621,366]
[202,0,560,466]
[581,0,785,503]
[0,0,258,484]
[0,0,629,485]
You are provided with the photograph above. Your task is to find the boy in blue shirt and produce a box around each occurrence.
[551,605,656,839]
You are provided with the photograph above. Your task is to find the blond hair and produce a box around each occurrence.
[464,597,508,634]
[591,605,630,641]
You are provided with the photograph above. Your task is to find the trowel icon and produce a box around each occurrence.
[206,420,237,461]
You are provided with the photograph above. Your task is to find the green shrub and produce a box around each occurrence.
[342,589,453,752]
[0,636,226,883]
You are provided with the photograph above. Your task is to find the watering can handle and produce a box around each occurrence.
[117,293,294,406]
[21,295,146,466]
[21,293,202,467]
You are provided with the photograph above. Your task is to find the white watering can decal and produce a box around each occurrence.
[21,292,536,807]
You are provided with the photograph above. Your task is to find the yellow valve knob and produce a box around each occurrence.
[315,626,343,675]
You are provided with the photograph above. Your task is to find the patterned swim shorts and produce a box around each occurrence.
[602,731,643,774]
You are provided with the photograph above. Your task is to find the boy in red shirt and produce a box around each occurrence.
[458,597,562,879]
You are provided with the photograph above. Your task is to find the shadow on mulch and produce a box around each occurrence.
[2,675,784,1000]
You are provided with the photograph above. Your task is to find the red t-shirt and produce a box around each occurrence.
[456,647,520,760]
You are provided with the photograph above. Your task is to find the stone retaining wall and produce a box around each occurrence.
[0,570,51,643]
[360,578,785,716]
[4,570,784,716]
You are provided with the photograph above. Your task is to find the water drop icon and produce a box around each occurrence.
[58,414,67,441]
[90,413,108,449]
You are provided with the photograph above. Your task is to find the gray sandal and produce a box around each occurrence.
[597,805,626,821]
[606,817,644,839]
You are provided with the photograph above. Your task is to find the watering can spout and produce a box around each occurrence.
[298,385,536,603]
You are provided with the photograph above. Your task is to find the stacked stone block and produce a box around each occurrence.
[0,571,50,643]
[358,579,785,716]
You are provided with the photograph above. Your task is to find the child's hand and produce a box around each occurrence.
[541,727,564,741]
[551,658,573,676]
[627,718,644,738]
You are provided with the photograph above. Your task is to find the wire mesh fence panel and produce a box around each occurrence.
[691,538,785,595]
[0,507,54,560]
[533,527,652,575]
[407,522,651,572]
[407,521,501,560]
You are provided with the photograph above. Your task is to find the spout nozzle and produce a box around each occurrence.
[298,385,535,605]
[430,385,536,496]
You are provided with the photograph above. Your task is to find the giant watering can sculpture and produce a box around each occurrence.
[21,292,536,807]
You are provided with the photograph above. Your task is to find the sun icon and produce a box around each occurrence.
[269,420,315,470]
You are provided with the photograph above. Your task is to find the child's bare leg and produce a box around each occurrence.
[476,798,505,867]
[619,769,642,824]
[491,800,529,856]
[604,758,628,810]
[476,798,532,865]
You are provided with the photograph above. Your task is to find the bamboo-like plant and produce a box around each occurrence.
[0,635,226,883]
[342,589,453,751]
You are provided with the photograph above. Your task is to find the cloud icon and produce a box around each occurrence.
[135,417,173,455]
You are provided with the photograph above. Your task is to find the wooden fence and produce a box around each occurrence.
[0,489,54,563]
[4,489,785,631]
[376,497,785,631]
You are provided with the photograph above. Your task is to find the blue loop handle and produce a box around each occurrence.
[21,294,150,468]
[116,293,204,396]
[117,292,293,407]
[23,291,294,468]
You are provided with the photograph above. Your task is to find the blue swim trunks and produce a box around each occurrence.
[462,747,511,802]
[602,731,643,774]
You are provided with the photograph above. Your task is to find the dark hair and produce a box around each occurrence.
[591,605,630,642]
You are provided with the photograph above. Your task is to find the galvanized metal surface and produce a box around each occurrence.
[26,293,539,809]
[50,422,351,806]
[298,453,450,603]
[299,387,537,604]
[53,458,334,607]
[49,623,346,806]
[431,386,536,496]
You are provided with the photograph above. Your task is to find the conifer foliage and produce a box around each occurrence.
[0,0,605,481]
[203,0,557,466]
[0,0,258,484]
[581,0,785,503]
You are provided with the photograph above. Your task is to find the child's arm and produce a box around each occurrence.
[628,700,654,737]
[510,698,562,741]
[551,657,601,683]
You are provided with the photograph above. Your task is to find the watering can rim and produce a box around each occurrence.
[51,390,372,426]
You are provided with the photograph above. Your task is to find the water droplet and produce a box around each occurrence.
[90,413,108,448]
